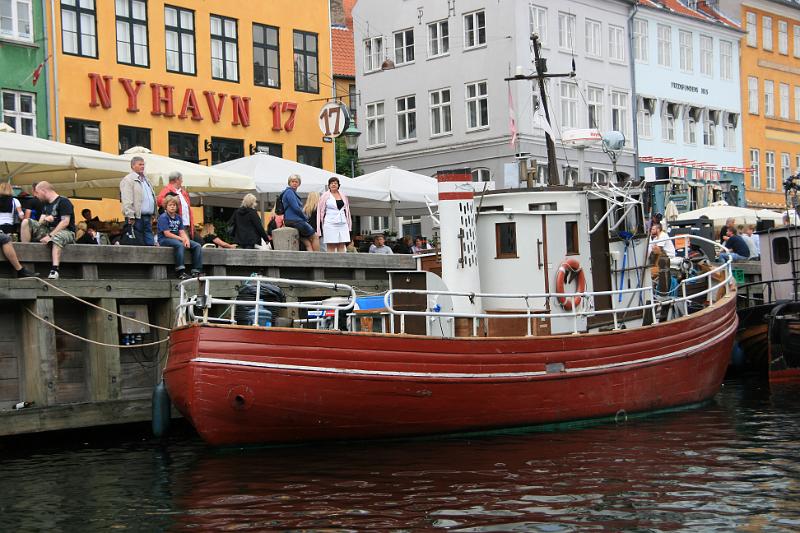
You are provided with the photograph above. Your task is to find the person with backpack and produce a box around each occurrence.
[282,174,319,251]
[228,193,270,249]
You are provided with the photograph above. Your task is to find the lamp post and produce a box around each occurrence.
[343,122,361,178]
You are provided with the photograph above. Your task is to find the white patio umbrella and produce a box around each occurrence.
[676,204,761,227]
[754,209,785,224]
[349,166,438,216]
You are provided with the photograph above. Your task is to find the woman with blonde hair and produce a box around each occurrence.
[303,191,320,240]
[316,177,351,253]
[200,222,236,248]
[0,181,24,235]
[228,193,269,249]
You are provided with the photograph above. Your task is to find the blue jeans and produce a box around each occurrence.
[284,219,314,237]
[135,215,155,246]
[159,237,203,272]
[719,252,747,262]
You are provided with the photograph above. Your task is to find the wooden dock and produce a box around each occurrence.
[0,244,415,437]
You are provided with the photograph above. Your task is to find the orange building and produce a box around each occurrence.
[43,0,334,169]
[736,0,800,209]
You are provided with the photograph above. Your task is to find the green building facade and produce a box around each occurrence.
[0,0,49,138]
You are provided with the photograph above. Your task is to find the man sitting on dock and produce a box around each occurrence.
[19,182,76,280]
[0,232,38,277]
[718,227,751,263]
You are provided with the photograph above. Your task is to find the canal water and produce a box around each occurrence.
[1,378,799,532]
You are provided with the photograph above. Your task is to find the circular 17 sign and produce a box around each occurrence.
[318,102,351,138]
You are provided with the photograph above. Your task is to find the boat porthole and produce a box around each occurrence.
[227,385,255,411]
[615,409,628,424]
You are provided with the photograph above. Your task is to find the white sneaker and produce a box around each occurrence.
[47,270,59,280]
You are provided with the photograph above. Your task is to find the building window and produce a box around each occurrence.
[585,19,601,58]
[365,101,385,147]
[429,88,451,137]
[750,149,760,189]
[297,146,322,168]
[0,0,32,41]
[780,83,790,119]
[684,111,696,145]
[723,113,737,150]
[558,12,575,51]
[168,131,198,162]
[495,222,517,259]
[61,0,97,57]
[765,80,775,117]
[465,80,489,130]
[657,24,671,67]
[464,10,485,49]
[611,91,627,136]
[293,30,318,93]
[763,16,772,51]
[746,12,757,47]
[118,125,150,153]
[703,111,717,147]
[765,151,776,190]
[428,20,448,57]
[210,15,238,82]
[637,97,654,139]
[394,28,414,65]
[748,77,759,114]
[472,168,491,182]
[633,19,647,62]
[253,23,279,88]
[210,137,243,164]
[115,0,148,67]
[782,152,791,184]
[699,35,712,76]
[65,118,100,150]
[566,221,579,255]
[679,30,692,72]
[587,86,603,130]
[529,5,546,45]
[2,90,35,136]
[560,82,577,129]
[795,86,800,121]
[609,24,624,62]
[364,36,383,72]
[720,40,732,81]
[794,25,800,58]
[396,95,416,142]
[590,170,607,183]
[253,141,282,157]
[165,6,195,75]
[662,102,677,142]
[778,20,788,55]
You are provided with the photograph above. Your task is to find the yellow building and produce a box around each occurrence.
[44,0,334,170]
[738,0,800,209]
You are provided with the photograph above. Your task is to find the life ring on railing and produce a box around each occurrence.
[555,258,586,311]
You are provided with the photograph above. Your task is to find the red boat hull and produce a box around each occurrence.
[164,295,737,446]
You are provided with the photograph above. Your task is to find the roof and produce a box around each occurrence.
[332,25,355,78]
[637,0,740,30]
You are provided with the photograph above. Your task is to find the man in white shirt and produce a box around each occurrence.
[368,234,394,255]
[647,222,675,258]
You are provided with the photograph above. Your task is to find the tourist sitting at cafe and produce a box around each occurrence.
[200,222,236,248]
[368,234,394,255]
[0,182,24,235]
[20,181,76,280]
[157,196,203,280]
[718,226,751,262]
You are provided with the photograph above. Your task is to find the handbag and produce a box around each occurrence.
[119,222,145,246]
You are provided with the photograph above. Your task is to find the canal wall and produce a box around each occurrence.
[0,244,415,437]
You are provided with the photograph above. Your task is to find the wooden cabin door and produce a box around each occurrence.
[588,199,613,312]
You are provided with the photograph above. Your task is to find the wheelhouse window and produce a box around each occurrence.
[393,28,414,65]
[61,0,97,57]
[773,237,790,264]
[464,10,485,49]
[2,90,35,136]
[253,23,279,88]
[210,14,238,82]
[168,131,198,162]
[165,5,195,75]
[1,0,32,41]
[115,0,149,67]
[118,125,150,153]
[428,20,448,57]
[565,221,579,255]
[293,30,318,93]
[65,118,100,150]
[495,222,517,259]
[472,168,491,182]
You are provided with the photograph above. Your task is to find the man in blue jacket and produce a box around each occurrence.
[281,174,319,251]
[719,226,751,262]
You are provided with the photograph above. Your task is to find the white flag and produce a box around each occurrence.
[533,92,554,138]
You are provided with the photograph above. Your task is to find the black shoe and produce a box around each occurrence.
[177,271,191,281]
[16,267,39,278]
[191,270,203,278]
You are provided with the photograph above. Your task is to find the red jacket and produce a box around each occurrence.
[156,184,195,237]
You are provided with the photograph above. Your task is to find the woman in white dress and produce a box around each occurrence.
[316,177,351,253]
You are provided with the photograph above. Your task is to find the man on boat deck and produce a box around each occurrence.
[718,227,750,262]
[647,222,675,258]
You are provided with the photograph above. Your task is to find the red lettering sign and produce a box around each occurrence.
[118,78,145,112]
[269,101,282,131]
[231,96,251,127]
[282,102,297,132]
[269,101,298,132]
[203,91,226,123]
[88,73,112,109]
[178,89,203,121]
[150,84,175,117]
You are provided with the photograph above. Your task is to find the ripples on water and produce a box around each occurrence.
[1,379,799,532]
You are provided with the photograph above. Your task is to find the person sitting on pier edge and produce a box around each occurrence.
[739,224,757,259]
[120,155,157,246]
[0,182,24,235]
[369,234,394,255]
[718,226,751,262]
[157,196,202,280]
[282,174,319,251]
[647,222,675,258]
[229,193,270,249]
[744,224,760,258]
[0,231,38,277]
[19,183,42,220]
[719,217,736,245]
[200,222,236,248]
[20,181,76,279]
[156,171,197,242]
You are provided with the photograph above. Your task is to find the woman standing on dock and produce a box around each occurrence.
[317,177,351,253]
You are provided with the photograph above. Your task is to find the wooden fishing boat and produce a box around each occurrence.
[164,169,738,446]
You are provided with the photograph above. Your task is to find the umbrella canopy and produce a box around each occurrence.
[349,166,438,216]
[754,209,784,223]
[676,204,761,227]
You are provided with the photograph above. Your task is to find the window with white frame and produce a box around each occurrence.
[585,19,601,57]
[560,82,577,129]
[763,16,773,51]
[679,30,692,72]
[1,90,35,136]
[590,170,608,183]
[723,113,737,150]
[794,25,800,58]
[364,36,383,73]
[587,86,603,129]
[795,86,800,121]
[699,35,713,76]
[465,81,488,130]
[720,40,732,80]
[637,97,654,138]
[558,12,575,51]
[472,168,491,182]
[427,20,448,57]
[210,15,238,81]
[765,151,776,190]
[609,24,624,62]
[662,102,677,142]
[684,108,697,145]
[115,0,149,67]
[657,24,671,67]
[748,77,759,114]
[746,12,757,47]
[365,101,385,147]
[61,0,97,57]
[396,95,416,142]
[782,152,791,183]
[780,83,789,119]
[779,20,788,55]
[611,91,627,135]
[529,5,546,44]
[166,6,196,75]
[633,19,648,62]
[429,88,451,137]
[394,28,414,65]
[704,111,717,147]
[750,149,760,189]
[0,0,32,41]
[464,10,485,49]
[765,80,775,116]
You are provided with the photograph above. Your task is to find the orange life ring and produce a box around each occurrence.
[555,258,586,310]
